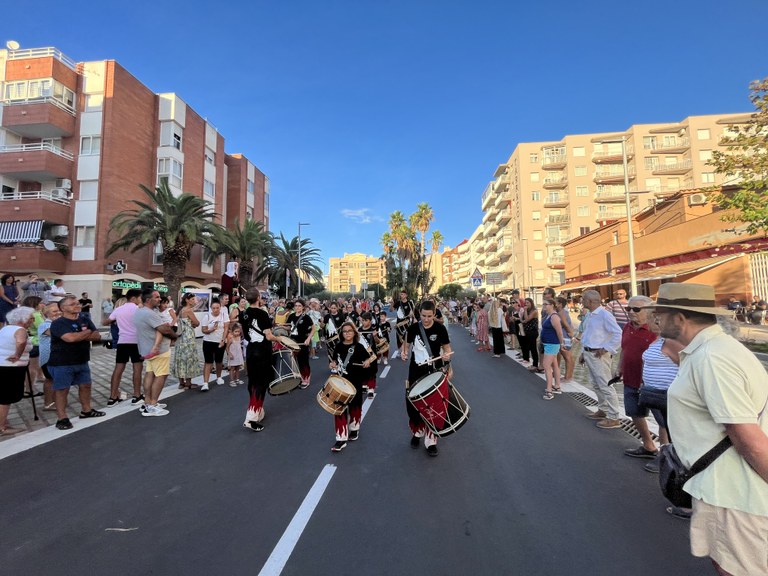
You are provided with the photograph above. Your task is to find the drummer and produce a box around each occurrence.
[321,302,346,359]
[358,312,379,399]
[240,289,278,432]
[329,321,376,452]
[401,300,452,457]
[377,310,391,366]
[393,289,415,356]
[286,299,315,389]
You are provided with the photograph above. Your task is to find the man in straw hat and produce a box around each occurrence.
[644,283,768,576]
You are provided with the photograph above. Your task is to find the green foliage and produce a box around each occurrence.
[710,78,768,234]
[214,219,273,290]
[437,283,464,300]
[260,233,323,298]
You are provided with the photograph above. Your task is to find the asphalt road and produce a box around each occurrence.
[1,323,709,576]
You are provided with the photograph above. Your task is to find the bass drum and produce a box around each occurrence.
[268,349,302,396]
[407,370,470,437]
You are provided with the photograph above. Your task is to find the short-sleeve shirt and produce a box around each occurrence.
[241,307,273,362]
[406,321,450,384]
[619,323,657,389]
[287,312,313,343]
[109,302,139,344]
[395,300,415,322]
[605,300,630,328]
[323,312,346,334]
[668,324,768,515]
[202,309,228,343]
[49,314,97,366]
[134,306,170,357]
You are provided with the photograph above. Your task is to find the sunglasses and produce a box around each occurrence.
[628,307,643,313]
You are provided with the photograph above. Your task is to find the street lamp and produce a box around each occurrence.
[298,222,310,297]
[592,135,638,296]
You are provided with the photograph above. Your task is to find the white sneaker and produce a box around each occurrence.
[216,377,225,385]
[140,404,169,417]
[200,383,210,392]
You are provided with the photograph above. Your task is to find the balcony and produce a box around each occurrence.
[493,186,510,208]
[543,175,568,189]
[592,146,634,164]
[594,190,633,203]
[546,235,571,245]
[486,250,500,266]
[481,182,494,210]
[497,234,513,255]
[548,256,565,268]
[652,159,693,175]
[650,185,683,198]
[541,155,567,170]
[1,98,77,138]
[547,214,571,225]
[593,167,635,184]
[0,143,74,180]
[595,206,642,222]
[650,137,690,154]
[486,218,500,236]
[543,192,569,208]
[495,205,512,226]
[0,245,67,274]
[0,190,71,224]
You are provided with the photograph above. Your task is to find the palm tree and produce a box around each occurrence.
[216,219,273,292]
[410,203,434,297]
[261,233,323,297]
[106,181,223,300]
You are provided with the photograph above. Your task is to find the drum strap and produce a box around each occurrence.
[417,322,436,373]
[339,346,355,375]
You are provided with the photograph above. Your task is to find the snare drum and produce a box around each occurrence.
[277,335,301,351]
[407,371,470,437]
[395,319,410,338]
[317,376,357,415]
[272,325,290,338]
[326,332,340,355]
[376,339,389,357]
[269,349,302,395]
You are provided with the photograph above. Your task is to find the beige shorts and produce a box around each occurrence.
[691,498,768,575]
[145,351,171,377]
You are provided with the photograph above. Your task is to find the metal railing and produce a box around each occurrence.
[594,166,636,178]
[592,146,634,159]
[1,95,76,115]
[655,137,690,150]
[546,235,571,244]
[547,214,571,224]
[0,142,74,160]
[542,154,567,167]
[543,176,567,186]
[6,47,78,70]
[0,189,71,205]
[652,159,693,173]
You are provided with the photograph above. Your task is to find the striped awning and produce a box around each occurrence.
[0,220,44,243]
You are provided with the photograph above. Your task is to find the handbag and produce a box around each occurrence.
[658,437,732,508]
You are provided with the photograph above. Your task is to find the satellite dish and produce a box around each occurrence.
[43,239,56,251]
[6,40,20,50]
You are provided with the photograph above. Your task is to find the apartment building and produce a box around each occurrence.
[328,253,385,294]
[0,45,268,303]
[477,113,749,294]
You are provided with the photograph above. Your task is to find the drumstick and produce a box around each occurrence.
[425,351,454,364]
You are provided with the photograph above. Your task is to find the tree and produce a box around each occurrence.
[106,181,223,301]
[437,283,463,300]
[261,233,324,298]
[215,218,273,292]
[710,78,768,234]
[410,203,434,297]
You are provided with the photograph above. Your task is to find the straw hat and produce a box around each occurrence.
[643,283,731,316]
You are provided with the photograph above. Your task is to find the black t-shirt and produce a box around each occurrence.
[333,341,372,387]
[346,311,360,326]
[406,321,450,383]
[49,314,97,366]
[287,312,313,342]
[323,312,346,335]
[241,307,273,362]
[394,299,415,323]
[377,320,391,340]
[79,298,93,313]
[358,325,379,371]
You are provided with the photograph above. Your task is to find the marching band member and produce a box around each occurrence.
[358,312,379,399]
[377,310,391,366]
[321,302,346,360]
[393,289,415,356]
[329,321,375,452]
[240,290,277,432]
[401,300,452,457]
[286,299,315,389]
[345,302,360,327]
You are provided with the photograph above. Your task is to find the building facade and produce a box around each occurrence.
[0,45,268,306]
[328,253,385,294]
[477,114,749,295]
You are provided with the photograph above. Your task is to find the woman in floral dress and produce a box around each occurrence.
[475,301,490,351]
[172,293,201,389]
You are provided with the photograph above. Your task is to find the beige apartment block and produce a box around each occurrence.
[477,113,749,295]
[328,253,385,294]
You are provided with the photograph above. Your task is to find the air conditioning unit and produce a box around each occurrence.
[51,225,69,237]
[687,193,707,206]
[55,178,72,189]
[51,188,71,199]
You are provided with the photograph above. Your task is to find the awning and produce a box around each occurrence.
[556,254,742,292]
[0,220,43,243]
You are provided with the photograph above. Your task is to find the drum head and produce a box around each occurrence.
[279,336,300,351]
[273,326,289,337]
[409,371,445,398]
[326,375,356,395]
[269,376,301,396]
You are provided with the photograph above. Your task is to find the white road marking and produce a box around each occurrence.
[391,349,399,359]
[105,527,138,532]
[258,464,337,576]
[380,366,390,379]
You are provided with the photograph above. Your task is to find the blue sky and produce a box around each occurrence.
[4,1,768,274]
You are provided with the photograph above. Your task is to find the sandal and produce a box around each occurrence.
[56,418,73,430]
[80,409,106,418]
[543,391,555,400]
[552,387,562,394]
[106,397,122,406]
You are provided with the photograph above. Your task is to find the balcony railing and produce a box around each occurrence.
[595,206,642,222]
[547,214,571,225]
[650,137,690,153]
[543,176,568,189]
[0,142,74,160]
[548,256,565,265]
[592,146,634,161]
[0,189,71,206]
[6,47,78,70]
[594,166,636,180]
[542,155,567,169]
[652,159,693,175]
[1,96,77,116]
[546,235,571,245]
[543,193,569,207]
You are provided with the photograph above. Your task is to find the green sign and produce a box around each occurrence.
[112,280,168,292]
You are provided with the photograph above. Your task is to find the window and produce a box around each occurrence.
[75,226,96,247]
[697,129,711,140]
[531,191,540,201]
[645,178,661,191]
[158,158,183,188]
[79,181,98,200]
[577,206,590,217]
[643,136,657,150]
[612,231,619,245]
[701,172,716,184]
[572,147,585,157]
[79,136,101,156]
[160,122,183,150]
[664,156,677,166]
[662,135,677,147]
[579,226,590,235]
[574,165,587,177]
[529,153,538,163]
[205,147,216,165]
[644,157,659,170]
[534,269,544,280]
[533,230,543,240]
[575,186,588,197]
[530,172,540,183]
[3,78,74,110]
[153,241,164,265]
[699,149,713,162]
[85,94,103,112]
[203,180,215,198]
[533,250,544,261]
[532,211,541,221]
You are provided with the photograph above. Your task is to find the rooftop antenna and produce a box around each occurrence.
[6,40,20,50]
